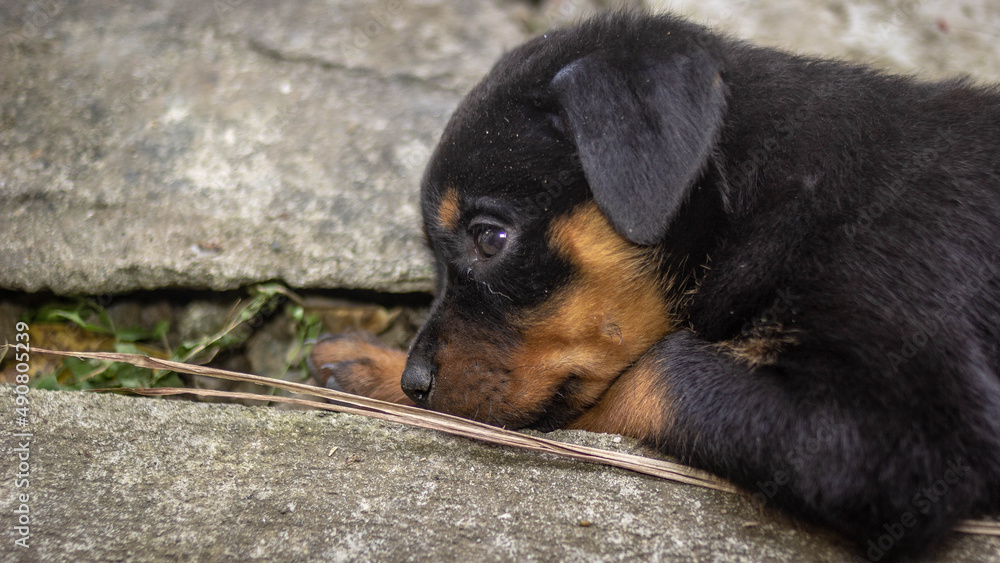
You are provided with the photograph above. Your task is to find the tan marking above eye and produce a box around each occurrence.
[437,185,461,231]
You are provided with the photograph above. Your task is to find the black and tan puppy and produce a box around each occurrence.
[311,12,1000,557]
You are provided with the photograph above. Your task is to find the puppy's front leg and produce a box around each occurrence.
[567,350,674,443]
[580,329,981,552]
[308,332,413,405]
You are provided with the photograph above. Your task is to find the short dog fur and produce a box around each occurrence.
[311,12,1000,556]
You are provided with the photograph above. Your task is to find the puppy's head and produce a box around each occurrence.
[404,13,728,430]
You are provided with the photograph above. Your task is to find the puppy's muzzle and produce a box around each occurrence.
[400,358,434,407]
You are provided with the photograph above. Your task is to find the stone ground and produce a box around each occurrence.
[2,388,999,562]
[3,0,1000,560]
[1,0,527,295]
[3,0,1000,294]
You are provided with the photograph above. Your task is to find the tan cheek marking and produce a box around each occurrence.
[437,185,461,231]
[505,202,678,415]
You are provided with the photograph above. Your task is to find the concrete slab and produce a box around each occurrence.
[656,0,1000,81]
[4,387,998,561]
[0,0,527,294]
[4,1,1000,295]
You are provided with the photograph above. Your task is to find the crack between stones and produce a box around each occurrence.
[244,37,463,95]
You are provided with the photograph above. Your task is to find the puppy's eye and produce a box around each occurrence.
[472,224,508,259]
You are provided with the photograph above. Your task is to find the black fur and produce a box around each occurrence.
[414,11,1000,558]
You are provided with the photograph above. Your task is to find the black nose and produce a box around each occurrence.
[401,359,435,407]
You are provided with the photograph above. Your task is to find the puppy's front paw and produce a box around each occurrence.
[308,332,413,405]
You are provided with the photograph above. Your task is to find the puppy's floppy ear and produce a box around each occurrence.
[551,48,726,245]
